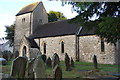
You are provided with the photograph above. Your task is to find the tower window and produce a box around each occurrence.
[101,39,105,52]
[39,19,42,23]
[61,41,64,53]
[22,18,25,22]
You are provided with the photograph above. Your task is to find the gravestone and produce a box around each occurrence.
[27,58,36,78]
[65,53,71,71]
[10,56,27,78]
[41,54,47,62]
[53,65,62,80]
[71,57,74,67]
[52,53,60,69]
[33,55,45,79]
[93,55,98,69]
[46,57,52,68]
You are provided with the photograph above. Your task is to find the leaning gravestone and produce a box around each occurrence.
[65,53,71,71]
[93,55,98,69]
[27,58,36,78]
[71,57,74,67]
[10,56,27,78]
[53,65,62,80]
[33,55,45,79]
[52,53,60,69]
[46,57,52,68]
[41,54,47,62]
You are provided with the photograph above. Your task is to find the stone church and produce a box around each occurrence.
[14,2,120,64]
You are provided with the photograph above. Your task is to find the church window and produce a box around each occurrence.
[61,41,64,53]
[43,42,46,54]
[101,39,105,52]
[23,46,27,57]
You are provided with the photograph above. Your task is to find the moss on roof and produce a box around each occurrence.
[16,2,41,16]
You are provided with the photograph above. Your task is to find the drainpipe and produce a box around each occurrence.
[76,35,80,61]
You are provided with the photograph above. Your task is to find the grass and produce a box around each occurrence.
[2,60,13,74]
[1,60,119,78]
[45,61,118,78]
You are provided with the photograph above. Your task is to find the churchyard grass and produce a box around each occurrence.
[2,60,12,74]
[2,60,118,78]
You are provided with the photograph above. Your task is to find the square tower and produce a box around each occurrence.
[14,2,48,53]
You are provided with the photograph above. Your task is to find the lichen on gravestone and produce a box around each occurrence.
[52,53,60,69]
[10,56,27,78]
[53,65,62,80]
[33,55,45,79]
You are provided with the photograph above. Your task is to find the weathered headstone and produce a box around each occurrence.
[71,57,74,67]
[46,57,52,68]
[65,53,71,71]
[41,54,47,62]
[53,65,62,80]
[27,58,36,78]
[33,55,45,79]
[93,55,98,69]
[52,53,60,69]
[10,56,27,78]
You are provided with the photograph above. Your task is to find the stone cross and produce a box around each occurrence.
[52,53,60,69]
[10,56,27,78]
[93,55,98,69]
[53,65,62,80]
[33,55,45,79]
[46,57,52,68]
[65,53,71,71]
[41,54,47,62]
[71,57,74,67]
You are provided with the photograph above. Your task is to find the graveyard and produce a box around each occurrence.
[1,53,119,79]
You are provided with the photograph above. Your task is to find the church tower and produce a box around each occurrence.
[14,2,48,57]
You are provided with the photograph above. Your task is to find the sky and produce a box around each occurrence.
[0,0,78,38]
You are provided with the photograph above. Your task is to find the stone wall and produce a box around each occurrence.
[14,13,31,52]
[32,2,48,34]
[38,35,76,61]
[19,37,39,59]
[79,35,116,64]
[19,37,30,59]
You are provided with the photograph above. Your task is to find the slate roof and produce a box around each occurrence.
[29,20,96,39]
[16,2,40,16]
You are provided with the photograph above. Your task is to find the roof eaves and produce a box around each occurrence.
[16,11,32,16]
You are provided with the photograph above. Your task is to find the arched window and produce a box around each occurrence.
[23,46,27,56]
[101,39,105,52]
[61,41,64,53]
[43,42,46,54]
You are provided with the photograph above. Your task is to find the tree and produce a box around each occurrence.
[63,2,120,44]
[5,24,15,47]
[48,11,67,22]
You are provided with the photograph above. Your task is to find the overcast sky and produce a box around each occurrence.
[0,0,78,38]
